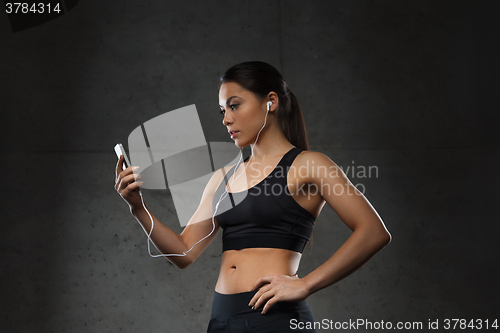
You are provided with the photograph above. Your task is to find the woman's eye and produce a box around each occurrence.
[220,104,238,115]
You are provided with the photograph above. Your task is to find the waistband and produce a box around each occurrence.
[211,289,310,319]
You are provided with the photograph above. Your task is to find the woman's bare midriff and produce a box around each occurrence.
[214,247,302,294]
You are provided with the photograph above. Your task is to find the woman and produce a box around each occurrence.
[115,61,391,332]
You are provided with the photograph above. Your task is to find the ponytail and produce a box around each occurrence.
[279,88,309,151]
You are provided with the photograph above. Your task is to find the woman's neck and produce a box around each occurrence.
[247,123,294,161]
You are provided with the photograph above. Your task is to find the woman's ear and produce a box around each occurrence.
[266,92,279,112]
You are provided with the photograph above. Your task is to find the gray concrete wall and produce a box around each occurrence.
[1,1,498,332]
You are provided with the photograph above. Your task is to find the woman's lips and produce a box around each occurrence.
[230,131,239,139]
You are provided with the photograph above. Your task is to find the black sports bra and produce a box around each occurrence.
[212,147,316,253]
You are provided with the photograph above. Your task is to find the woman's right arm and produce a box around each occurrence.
[114,155,224,269]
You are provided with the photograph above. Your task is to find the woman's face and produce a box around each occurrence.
[219,82,268,148]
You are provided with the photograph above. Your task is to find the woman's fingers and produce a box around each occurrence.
[115,165,139,187]
[249,281,272,308]
[120,180,144,197]
[248,274,304,314]
[252,286,275,313]
[116,173,141,192]
[115,155,125,178]
[260,294,281,315]
[250,275,273,291]
[114,159,143,208]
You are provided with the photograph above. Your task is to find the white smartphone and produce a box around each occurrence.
[114,143,132,171]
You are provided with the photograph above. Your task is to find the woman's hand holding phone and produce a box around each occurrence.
[114,155,144,211]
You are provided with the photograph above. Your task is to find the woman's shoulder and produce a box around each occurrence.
[295,149,339,167]
[294,149,343,182]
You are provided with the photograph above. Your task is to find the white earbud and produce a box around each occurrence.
[267,101,272,111]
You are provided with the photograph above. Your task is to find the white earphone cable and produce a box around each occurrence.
[140,102,271,257]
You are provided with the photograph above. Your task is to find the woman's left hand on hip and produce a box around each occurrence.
[248,274,309,314]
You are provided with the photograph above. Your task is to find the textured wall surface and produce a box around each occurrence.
[1,1,498,332]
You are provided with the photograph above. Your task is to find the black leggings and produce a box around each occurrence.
[207,290,318,333]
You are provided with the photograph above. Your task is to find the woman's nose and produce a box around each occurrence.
[222,113,232,126]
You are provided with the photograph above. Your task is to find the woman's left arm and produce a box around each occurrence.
[300,152,392,295]
[249,151,391,314]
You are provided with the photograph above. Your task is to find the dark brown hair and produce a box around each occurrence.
[220,61,309,151]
